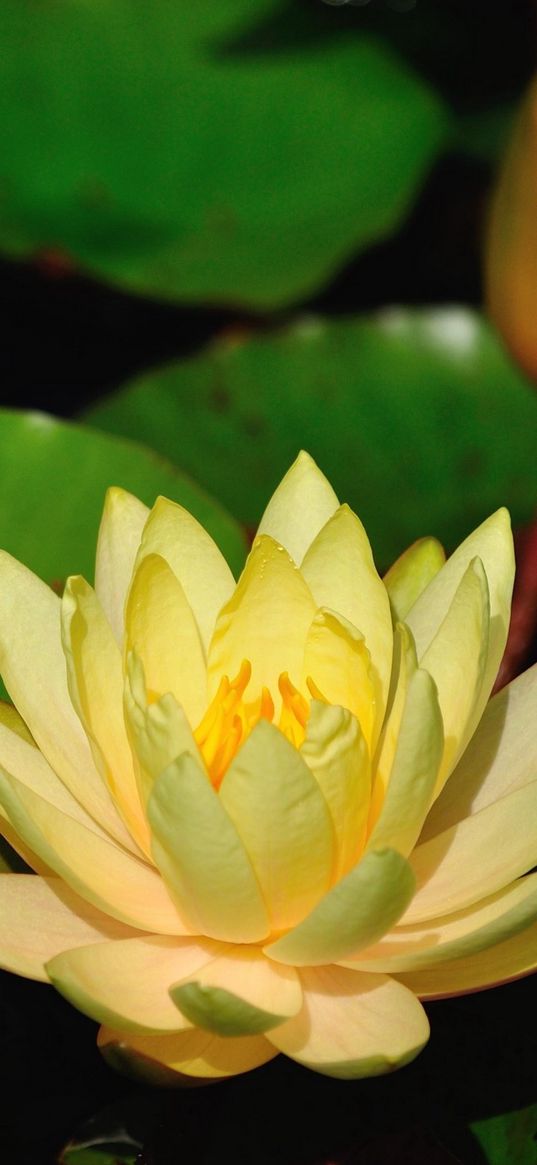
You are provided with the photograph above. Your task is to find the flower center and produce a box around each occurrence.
[194,660,312,788]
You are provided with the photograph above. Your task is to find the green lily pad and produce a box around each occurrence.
[470,1105,537,1165]
[85,307,537,566]
[0,0,448,308]
[0,409,246,586]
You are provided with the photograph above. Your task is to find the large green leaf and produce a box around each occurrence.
[0,0,447,309]
[0,409,245,585]
[85,307,537,566]
[470,1105,537,1165]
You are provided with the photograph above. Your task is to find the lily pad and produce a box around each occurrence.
[85,307,537,566]
[470,1105,537,1165]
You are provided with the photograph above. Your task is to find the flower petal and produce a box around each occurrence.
[208,536,316,710]
[267,966,429,1078]
[171,948,302,1036]
[368,623,417,830]
[301,701,370,881]
[256,451,339,564]
[98,1025,277,1081]
[301,506,393,741]
[135,496,236,653]
[124,653,203,807]
[148,752,270,943]
[219,721,334,932]
[303,610,376,747]
[264,849,415,967]
[395,921,537,999]
[47,935,222,1033]
[383,538,445,623]
[94,486,148,645]
[0,874,137,981]
[0,770,190,934]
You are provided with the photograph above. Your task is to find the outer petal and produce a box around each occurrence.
[47,935,222,1034]
[396,921,537,999]
[124,653,203,808]
[301,505,393,742]
[0,875,137,981]
[125,554,207,726]
[98,1025,277,1081]
[94,486,149,645]
[264,849,415,967]
[421,662,537,842]
[0,770,190,935]
[256,451,339,564]
[369,623,417,830]
[267,966,429,1079]
[148,752,270,943]
[0,551,132,849]
[303,610,376,747]
[171,948,302,1036]
[219,721,334,932]
[404,782,537,923]
[135,496,236,653]
[62,576,149,855]
[208,536,316,710]
[344,873,537,972]
[301,701,370,881]
[383,537,446,623]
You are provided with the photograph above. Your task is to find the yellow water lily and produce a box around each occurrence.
[0,452,536,1082]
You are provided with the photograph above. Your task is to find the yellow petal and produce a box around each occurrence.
[219,721,334,932]
[301,506,393,742]
[47,935,222,1033]
[265,849,415,967]
[0,874,137,981]
[368,623,417,831]
[124,653,203,808]
[0,551,132,850]
[256,451,339,564]
[208,536,316,711]
[0,701,34,745]
[135,496,236,653]
[62,576,149,855]
[94,486,149,645]
[0,770,190,935]
[301,701,370,881]
[125,554,207,726]
[404,781,537,923]
[267,966,429,1078]
[396,920,537,999]
[345,872,537,972]
[171,947,302,1036]
[98,1024,277,1081]
[366,669,443,857]
[303,610,376,747]
[384,538,445,623]
[148,752,270,943]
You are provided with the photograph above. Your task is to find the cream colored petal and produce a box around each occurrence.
[208,536,316,710]
[384,538,445,624]
[0,874,137,981]
[125,554,207,727]
[395,920,537,999]
[301,701,370,881]
[62,576,149,855]
[406,508,514,733]
[301,506,393,740]
[171,948,302,1037]
[124,653,204,808]
[419,558,489,791]
[135,496,236,653]
[366,669,443,858]
[94,486,149,645]
[267,966,429,1078]
[47,935,223,1033]
[0,770,191,935]
[265,849,415,967]
[148,752,270,943]
[0,816,51,876]
[421,662,537,842]
[404,781,537,924]
[0,701,34,744]
[345,873,537,972]
[256,451,339,564]
[0,552,132,850]
[369,623,417,831]
[220,721,334,932]
[98,1024,277,1080]
[303,610,376,747]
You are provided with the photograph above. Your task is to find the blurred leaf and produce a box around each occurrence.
[0,409,246,585]
[470,1105,537,1165]
[0,0,448,309]
[85,307,537,566]
[454,103,517,164]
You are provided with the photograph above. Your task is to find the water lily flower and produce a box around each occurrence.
[0,452,536,1083]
